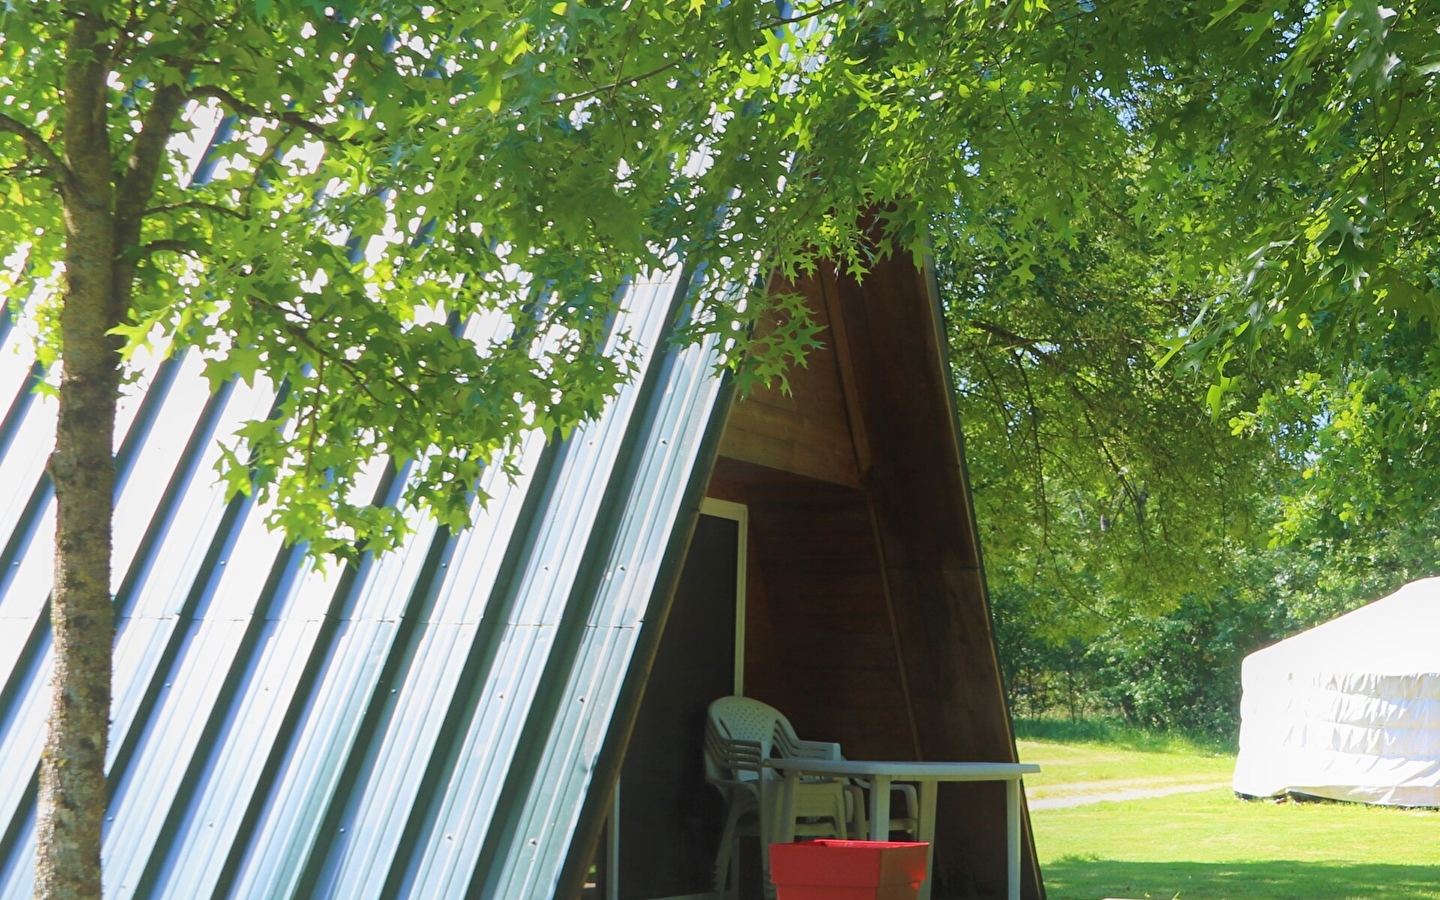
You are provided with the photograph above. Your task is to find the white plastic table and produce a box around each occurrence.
[764,759,1039,900]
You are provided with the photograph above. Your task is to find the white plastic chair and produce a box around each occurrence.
[703,697,850,899]
[847,777,920,840]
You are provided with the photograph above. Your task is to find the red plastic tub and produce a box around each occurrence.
[769,840,930,900]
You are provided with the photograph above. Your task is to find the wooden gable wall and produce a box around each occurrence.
[716,293,864,490]
[706,259,1044,900]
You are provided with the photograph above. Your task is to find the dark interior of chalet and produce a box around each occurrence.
[584,259,1044,900]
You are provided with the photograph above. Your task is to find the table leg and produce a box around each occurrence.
[916,780,938,900]
[869,774,891,841]
[1006,778,1021,900]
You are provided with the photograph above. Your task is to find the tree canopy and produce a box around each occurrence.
[921,0,1440,733]
[7,0,1437,548]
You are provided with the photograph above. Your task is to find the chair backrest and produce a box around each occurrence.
[705,696,783,786]
[705,695,841,786]
[710,696,785,754]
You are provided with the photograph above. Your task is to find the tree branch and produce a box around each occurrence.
[141,239,202,257]
[971,319,1043,349]
[763,0,853,28]
[112,81,188,321]
[143,199,247,220]
[0,113,74,191]
[547,0,851,108]
[109,0,145,63]
[1,163,51,181]
[546,59,685,106]
[246,291,417,411]
[240,124,296,212]
[116,82,188,217]
[189,84,342,145]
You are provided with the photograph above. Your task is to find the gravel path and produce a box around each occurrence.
[1029,779,1232,810]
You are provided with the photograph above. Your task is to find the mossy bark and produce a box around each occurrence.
[35,5,182,898]
[36,8,117,899]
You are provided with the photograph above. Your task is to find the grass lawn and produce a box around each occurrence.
[1014,720,1440,900]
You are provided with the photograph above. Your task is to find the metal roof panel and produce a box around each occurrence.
[0,266,730,900]
[147,615,327,900]
[0,399,53,561]
[488,327,725,900]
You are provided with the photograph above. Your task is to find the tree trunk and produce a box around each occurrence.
[36,6,117,899]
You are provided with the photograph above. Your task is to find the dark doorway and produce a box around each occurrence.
[618,512,739,899]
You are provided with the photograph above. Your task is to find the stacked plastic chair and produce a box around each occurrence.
[703,697,919,899]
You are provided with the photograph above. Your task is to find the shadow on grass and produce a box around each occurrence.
[1042,858,1440,900]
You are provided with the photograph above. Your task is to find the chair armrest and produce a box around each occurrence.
[705,722,767,778]
[786,738,843,761]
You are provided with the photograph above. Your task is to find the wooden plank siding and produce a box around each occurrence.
[708,457,917,764]
[703,260,1044,900]
[716,286,865,489]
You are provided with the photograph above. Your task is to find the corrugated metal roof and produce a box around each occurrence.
[0,268,727,899]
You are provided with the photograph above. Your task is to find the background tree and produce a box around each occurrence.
[933,0,1440,734]
[935,199,1296,732]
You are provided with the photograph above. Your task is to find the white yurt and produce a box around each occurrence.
[1233,576,1440,807]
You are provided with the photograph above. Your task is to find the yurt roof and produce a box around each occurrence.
[1246,576,1440,678]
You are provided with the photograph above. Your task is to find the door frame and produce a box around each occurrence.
[609,498,749,900]
[699,497,748,697]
